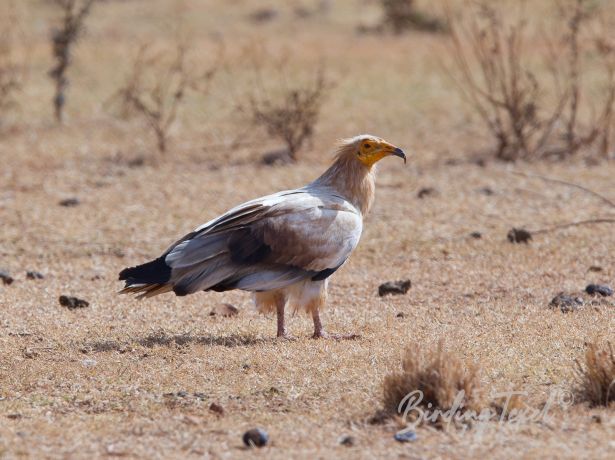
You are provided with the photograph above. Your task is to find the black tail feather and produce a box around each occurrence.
[119,256,172,285]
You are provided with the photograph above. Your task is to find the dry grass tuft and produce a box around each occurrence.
[576,341,615,407]
[382,340,484,425]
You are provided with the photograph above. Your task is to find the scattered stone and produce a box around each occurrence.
[338,435,355,446]
[194,392,207,400]
[588,266,603,273]
[248,8,278,24]
[0,270,14,285]
[585,284,614,297]
[378,280,411,297]
[81,359,97,367]
[243,428,269,448]
[22,348,38,359]
[395,312,405,318]
[417,187,437,199]
[59,295,89,310]
[368,409,390,425]
[470,231,482,239]
[127,155,146,168]
[26,271,44,280]
[394,430,418,443]
[262,148,292,166]
[209,402,224,416]
[549,292,583,313]
[507,228,532,244]
[58,197,80,207]
[177,391,188,398]
[210,303,239,317]
[478,186,494,195]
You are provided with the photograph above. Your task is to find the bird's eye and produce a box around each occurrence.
[363,143,370,149]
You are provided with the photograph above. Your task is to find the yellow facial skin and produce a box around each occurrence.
[356,138,407,167]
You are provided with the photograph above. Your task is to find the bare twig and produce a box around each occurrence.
[531,218,615,235]
[511,171,615,209]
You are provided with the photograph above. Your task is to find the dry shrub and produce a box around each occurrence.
[447,0,615,161]
[382,341,484,426]
[241,57,330,163]
[576,341,615,407]
[48,0,97,123]
[381,0,446,34]
[0,18,22,124]
[108,42,217,154]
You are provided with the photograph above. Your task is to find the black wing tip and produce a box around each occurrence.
[118,256,172,285]
[311,264,343,281]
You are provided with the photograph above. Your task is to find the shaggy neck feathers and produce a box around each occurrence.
[313,141,376,215]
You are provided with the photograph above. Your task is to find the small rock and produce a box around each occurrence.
[470,231,482,239]
[59,295,89,310]
[394,430,418,443]
[368,409,390,425]
[177,391,188,398]
[378,280,411,297]
[210,303,239,317]
[127,155,146,168]
[59,197,80,207]
[338,435,355,446]
[585,284,613,297]
[248,8,278,24]
[22,348,38,359]
[243,428,269,448]
[507,228,532,244]
[549,292,584,313]
[0,270,14,285]
[588,266,603,272]
[262,148,292,166]
[478,186,494,195]
[26,271,44,280]
[209,402,224,415]
[82,359,97,367]
[417,187,437,199]
[194,392,207,400]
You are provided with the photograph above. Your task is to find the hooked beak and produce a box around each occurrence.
[391,147,406,164]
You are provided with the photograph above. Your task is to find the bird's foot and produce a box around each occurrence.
[276,332,296,341]
[311,331,360,340]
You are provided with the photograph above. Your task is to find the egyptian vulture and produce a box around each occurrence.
[119,135,406,338]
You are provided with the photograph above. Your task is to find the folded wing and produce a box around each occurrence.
[119,188,362,298]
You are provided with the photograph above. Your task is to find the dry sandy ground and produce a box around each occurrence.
[1,1,615,459]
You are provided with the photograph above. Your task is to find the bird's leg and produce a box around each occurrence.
[311,308,360,340]
[311,308,324,339]
[276,298,287,338]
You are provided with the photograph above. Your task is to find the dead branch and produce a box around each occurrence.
[511,171,615,209]
[531,218,615,235]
